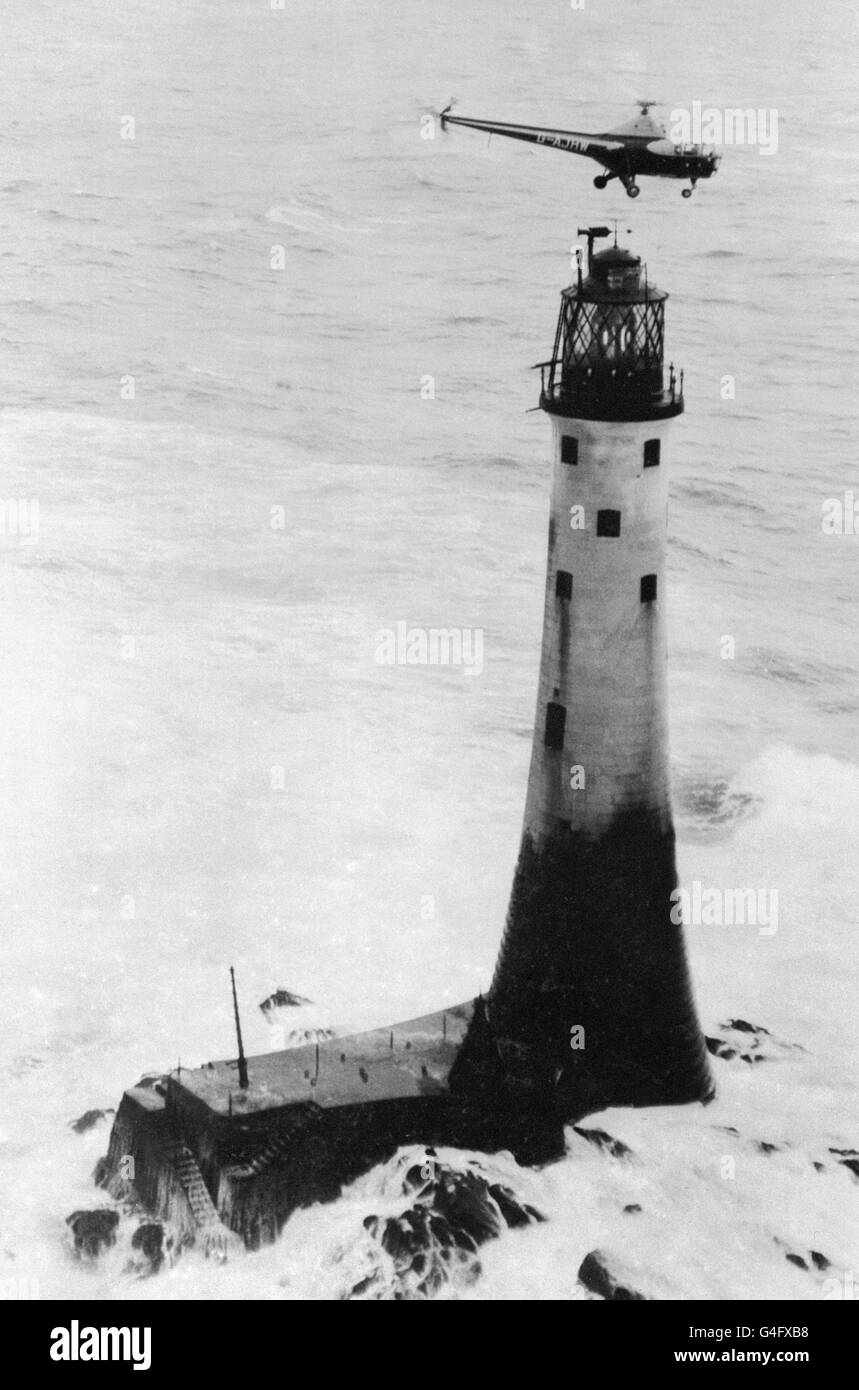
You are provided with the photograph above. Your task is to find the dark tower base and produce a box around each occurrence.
[489,806,714,1115]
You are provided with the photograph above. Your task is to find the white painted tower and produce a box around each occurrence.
[487,229,713,1115]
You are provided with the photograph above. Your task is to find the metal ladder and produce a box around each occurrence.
[164,1140,241,1259]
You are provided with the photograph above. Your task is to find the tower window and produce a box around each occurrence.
[561,436,578,465]
[644,439,661,468]
[640,573,657,602]
[596,509,621,537]
[544,701,566,750]
[555,570,572,600]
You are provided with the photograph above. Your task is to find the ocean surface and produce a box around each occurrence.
[0,0,856,1300]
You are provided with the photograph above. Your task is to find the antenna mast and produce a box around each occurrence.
[230,966,249,1090]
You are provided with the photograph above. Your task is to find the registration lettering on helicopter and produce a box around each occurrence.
[537,132,588,153]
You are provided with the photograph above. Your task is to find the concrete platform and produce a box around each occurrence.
[171,1002,474,1117]
[96,997,566,1248]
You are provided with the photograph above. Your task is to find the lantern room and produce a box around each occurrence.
[538,231,684,421]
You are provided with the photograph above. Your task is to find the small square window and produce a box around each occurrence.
[561,436,578,465]
[544,701,566,750]
[640,573,657,602]
[555,570,572,600]
[596,509,621,538]
[644,439,661,468]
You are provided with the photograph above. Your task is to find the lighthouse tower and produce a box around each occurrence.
[487,229,713,1115]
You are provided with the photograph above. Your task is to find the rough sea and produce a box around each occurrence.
[0,0,856,1299]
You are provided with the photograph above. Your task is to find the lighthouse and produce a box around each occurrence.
[487,228,713,1115]
[92,229,717,1252]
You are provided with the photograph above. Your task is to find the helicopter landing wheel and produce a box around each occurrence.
[625,183,640,198]
[594,174,609,189]
[682,187,694,198]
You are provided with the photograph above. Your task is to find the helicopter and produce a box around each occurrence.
[440,100,720,198]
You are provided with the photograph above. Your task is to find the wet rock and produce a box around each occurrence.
[260,987,313,1012]
[66,1208,119,1260]
[706,1037,763,1063]
[403,1160,431,1194]
[351,1154,544,1300]
[572,1126,633,1160]
[829,1148,859,1181]
[488,1182,542,1230]
[706,1021,805,1066]
[92,1156,110,1187]
[578,1250,646,1301]
[130,1223,165,1275]
[259,990,333,1047]
[776,1238,831,1277]
[347,1275,376,1298]
[70,1108,114,1135]
[381,1207,462,1264]
[434,1171,504,1247]
[364,1205,475,1300]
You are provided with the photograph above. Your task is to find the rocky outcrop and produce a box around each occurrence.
[774,1237,833,1281]
[577,1250,647,1301]
[259,987,313,1012]
[70,1108,114,1134]
[66,1209,119,1260]
[829,1147,859,1181]
[128,1222,168,1276]
[705,1019,805,1065]
[259,988,334,1046]
[571,1126,634,1160]
[347,1151,544,1300]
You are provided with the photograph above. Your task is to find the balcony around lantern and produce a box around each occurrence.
[538,357,684,422]
[538,275,684,421]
